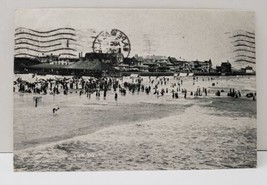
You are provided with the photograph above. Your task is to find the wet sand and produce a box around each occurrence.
[14,98,256,171]
[14,93,193,150]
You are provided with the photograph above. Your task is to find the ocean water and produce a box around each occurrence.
[13,75,257,171]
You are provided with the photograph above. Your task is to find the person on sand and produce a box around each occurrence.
[96,91,100,100]
[172,90,175,99]
[53,107,59,114]
[35,97,38,107]
[175,92,179,99]
[114,92,118,105]
[114,92,118,100]
[103,90,107,100]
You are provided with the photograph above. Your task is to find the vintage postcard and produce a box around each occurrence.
[13,9,256,171]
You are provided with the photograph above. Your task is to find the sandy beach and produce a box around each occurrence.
[13,75,256,171]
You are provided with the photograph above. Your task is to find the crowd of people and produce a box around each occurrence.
[14,75,256,105]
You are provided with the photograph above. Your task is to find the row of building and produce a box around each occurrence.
[14,52,255,76]
[118,55,254,74]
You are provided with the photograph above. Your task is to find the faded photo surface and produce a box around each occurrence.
[13,9,256,171]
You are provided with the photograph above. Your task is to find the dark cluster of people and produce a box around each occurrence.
[190,87,208,97]
[246,92,256,101]
[227,88,242,98]
[14,75,257,106]
[214,88,256,100]
[15,78,49,94]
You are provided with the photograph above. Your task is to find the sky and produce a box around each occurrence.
[15,9,255,66]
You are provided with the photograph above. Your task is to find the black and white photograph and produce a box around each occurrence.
[13,9,256,171]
